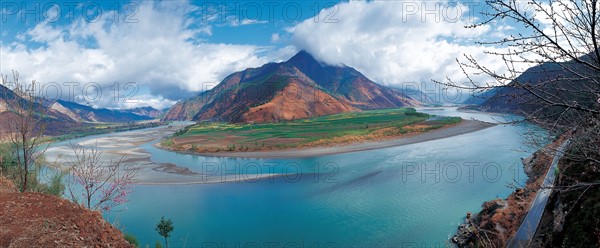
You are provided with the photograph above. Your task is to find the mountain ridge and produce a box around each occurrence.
[163,51,421,123]
[0,84,161,136]
[471,57,597,118]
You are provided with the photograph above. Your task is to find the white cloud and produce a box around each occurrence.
[291,0,513,94]
[0,1,281,109]
[223,17,268,27]
[1,0,542,108]
[532,1,590,59]
[271,33,280,43]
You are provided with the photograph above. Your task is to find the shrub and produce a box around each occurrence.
[44,173,65,197]
[124,233,140,247]
[161,139,174,147]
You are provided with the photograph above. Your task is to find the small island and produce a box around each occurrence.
[157,108,495,158]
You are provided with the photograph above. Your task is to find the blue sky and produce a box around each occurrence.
[2,1,345,47]
[0,0,521,109]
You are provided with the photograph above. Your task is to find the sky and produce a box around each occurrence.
[0,0,526,109]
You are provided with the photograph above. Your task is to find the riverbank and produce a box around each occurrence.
[41,107,542,246]
[451,136,566,247]
[158,119,495,158]
[45,123,285,184]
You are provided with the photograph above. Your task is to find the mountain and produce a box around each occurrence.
[49,100,153,123]
[0,84,81,136]
[464,56,600,247]
[475,62,566,113]
[164,51,421,123]
[0,84,155,136]
[462,88,500,105]
[121,106,163,119]
[474,56,597,116]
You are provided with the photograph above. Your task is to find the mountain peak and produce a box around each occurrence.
[286,50,321,66]
[163,49,421,122]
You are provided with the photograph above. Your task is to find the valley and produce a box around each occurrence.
[38,107,543,246]
[159,108,495,158]
[0,49,564,247]
[1,2,598,244]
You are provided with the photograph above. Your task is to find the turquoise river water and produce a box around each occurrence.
[48,108,548,247]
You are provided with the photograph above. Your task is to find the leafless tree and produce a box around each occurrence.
[0,70,48,192]
[439,0,600,163]
[441,0,600,246]
[64,142,138,212]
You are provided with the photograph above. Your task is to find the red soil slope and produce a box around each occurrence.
[0,177,132,248]
[243,79,358,122]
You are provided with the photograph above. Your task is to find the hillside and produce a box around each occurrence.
[472,56,597,119]
[0,176,133,247]
[0,84,160,136]
[122,106,164,118]
[452,139,558,247]
[50,100,153,123]
[461,55,600,247]
[0,84,84,136]
[163,51,421,123]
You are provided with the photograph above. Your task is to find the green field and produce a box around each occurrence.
[163,108,461,153]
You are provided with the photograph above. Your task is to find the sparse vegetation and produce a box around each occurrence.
[160,139,174,147]
[40,172,65,197]
[124,233,140,247]
[0,72,69,195]
[51,122,162,142]
[1,71,48,192]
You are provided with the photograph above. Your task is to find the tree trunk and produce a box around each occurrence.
[22,149,28,192]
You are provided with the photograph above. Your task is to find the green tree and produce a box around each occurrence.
[155,216,174,248]
[0,143,16,176]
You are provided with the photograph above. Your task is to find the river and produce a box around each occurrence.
[45,107,547,247]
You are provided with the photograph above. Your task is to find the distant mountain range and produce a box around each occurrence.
[0,84,162,135]
[123,106,164,119]
[164,51,421,123]
[47,100,159,123]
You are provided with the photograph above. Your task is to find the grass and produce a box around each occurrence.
[164,108,462,152]
[160,139,174,147]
